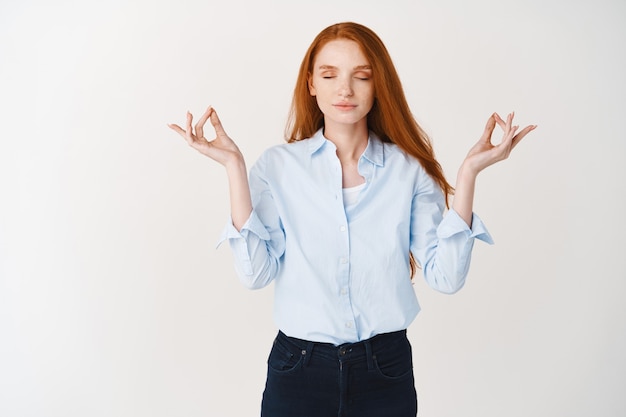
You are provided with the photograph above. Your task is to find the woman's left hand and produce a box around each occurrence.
[462,112,537,176]
[452,112,536,226]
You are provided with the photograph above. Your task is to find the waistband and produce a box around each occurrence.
[276,329,407,367]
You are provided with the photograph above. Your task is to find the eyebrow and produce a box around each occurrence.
[318,65,372,71]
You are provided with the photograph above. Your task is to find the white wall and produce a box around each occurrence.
[1,0,624,416]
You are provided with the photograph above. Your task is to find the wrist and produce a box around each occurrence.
[224,152,247,173]
[457,160,479,183]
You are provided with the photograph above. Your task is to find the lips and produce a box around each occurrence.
[333,102,357,110]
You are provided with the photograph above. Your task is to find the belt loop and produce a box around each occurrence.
[364,339,374,372]
[302,341,314,367]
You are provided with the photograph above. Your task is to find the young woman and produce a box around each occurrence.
[169,22,535,417]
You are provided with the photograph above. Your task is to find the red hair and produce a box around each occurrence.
[286,22,454,202]
[286,22,454,277]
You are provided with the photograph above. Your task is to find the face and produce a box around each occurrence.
[308,39,375,130]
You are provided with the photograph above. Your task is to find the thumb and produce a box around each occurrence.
[210,108,227,137]
[480,114,497,143]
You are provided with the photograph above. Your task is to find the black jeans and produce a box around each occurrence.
[261,330,417,417]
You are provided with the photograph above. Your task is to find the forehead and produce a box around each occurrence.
[313,39,370,68]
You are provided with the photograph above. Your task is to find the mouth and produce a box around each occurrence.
[333,102,357,111]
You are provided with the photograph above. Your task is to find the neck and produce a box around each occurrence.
[323,119,369,161]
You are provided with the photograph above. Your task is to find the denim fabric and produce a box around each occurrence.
[261,330,417,417]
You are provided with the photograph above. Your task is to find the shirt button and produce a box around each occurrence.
[340,257,348,264]
[340,288,348,295]
[345,321,353,328]
[339,225,346,232]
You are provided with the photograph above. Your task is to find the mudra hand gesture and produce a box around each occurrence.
[169,106,252,229]
[168,106,243,167]
[463,112,537,176]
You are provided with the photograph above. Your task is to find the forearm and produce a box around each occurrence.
[225,156,253,231]
[452,162,478,227]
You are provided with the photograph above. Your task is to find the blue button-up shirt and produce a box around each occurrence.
[220,129,493,345]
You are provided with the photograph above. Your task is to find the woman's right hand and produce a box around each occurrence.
[169,106,253,230]
[168,106,243,167]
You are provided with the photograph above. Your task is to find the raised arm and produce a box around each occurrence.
[168,106,252,230]
[453,112,537,226]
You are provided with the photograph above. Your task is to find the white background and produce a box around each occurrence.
[1,0,625,416]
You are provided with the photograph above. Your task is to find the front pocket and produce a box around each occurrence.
[372,339,413,380]
[267,337,304,373]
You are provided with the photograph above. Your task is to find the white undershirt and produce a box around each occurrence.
[342,182,366,207]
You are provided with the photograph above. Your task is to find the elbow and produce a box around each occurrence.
[425,264,468,294]
[437,278,466,295]
[236,260,276,290]
[239,274,270,290]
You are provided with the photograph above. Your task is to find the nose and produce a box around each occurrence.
[338,78,353,98]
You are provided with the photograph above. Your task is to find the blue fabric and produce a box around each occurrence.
[219,129,493,345]
[261,330,417,417]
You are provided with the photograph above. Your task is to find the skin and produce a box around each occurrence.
[168,39,536,230]
[307,39,374,188]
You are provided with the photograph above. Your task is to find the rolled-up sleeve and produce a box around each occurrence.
[410,171,494,294]
[437,208,493,244]
[216,153,285,289]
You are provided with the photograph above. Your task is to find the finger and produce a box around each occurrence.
[511,125,537,149]
[185,111,195,144]
[506,125,519,144]
[493,112,513,138]
[209,108,227,136]
[167,123,187,138]
[480,114,497,143]
[194,106,212,139]
[496,112,514,145]
[495,112,512,132]
[505,112,513,133]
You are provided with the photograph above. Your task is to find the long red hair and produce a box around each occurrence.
[286,22,453,201]
[285,22,453,277]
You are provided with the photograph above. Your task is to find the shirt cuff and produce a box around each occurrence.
[437,208,494,244]
[216,209,271,248]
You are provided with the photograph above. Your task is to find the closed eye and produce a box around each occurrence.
[354,70,372,81]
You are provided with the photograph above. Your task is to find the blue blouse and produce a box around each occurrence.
[220,129,493,345]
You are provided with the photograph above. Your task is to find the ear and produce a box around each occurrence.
[307,73,316,96]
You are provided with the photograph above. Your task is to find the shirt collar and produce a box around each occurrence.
[307,128,385,167]
[307,129,327,154]
[362,131,384,167]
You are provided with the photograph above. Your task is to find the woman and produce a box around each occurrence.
[169,22,535,417]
